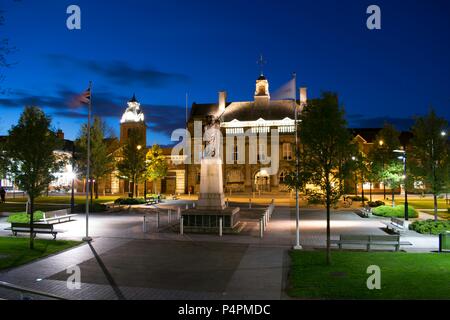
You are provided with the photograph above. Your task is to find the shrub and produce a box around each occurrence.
[7,211,44,223]
[410,220,450,235]
[350,196,368,202]
[307,192,325,205]
[372,205,418,218]
[367,200,385,208]
[114,198,146,205]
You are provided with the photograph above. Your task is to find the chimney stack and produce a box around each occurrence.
[300,87,307,106]
[218,91,227,113]
[56,129,64,140]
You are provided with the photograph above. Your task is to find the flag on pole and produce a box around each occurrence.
[79,87,91,104]
[272,77,296,101]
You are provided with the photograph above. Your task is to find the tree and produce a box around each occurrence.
[381,160,403,207]
[298,92,352,265]
[145,145,168,194]
[75,117,116,199]
[117,129,146,198]
[409,110,449,221]
[369,123,401,199]
[5,106,63,249]
[0,139,12,186]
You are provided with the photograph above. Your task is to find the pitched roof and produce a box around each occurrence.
[190,100,301,122]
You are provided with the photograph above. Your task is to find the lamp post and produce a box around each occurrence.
[394,149,408,221]
[136,145,142,198]
[431,131,447,218]
[379,140,386,200]
[293,72,302,250]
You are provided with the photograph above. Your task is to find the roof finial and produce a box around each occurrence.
[257,54,266,76]
[130,93,137,102]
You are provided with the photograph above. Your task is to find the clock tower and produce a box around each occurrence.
[120,94,147,146]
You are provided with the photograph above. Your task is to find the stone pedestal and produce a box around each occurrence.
[197,158,226,210]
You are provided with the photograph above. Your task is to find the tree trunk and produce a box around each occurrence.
[433,194,438,221]
[144,180,147,201]
[361,178,365,207]
[325,174,331,266]
[95,178,99,199]
[29,195,34,250]
[90,179,93,208]
[369,182,372,202]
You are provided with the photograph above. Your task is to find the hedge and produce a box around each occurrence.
[372,205,418,218]
[7,211,44,223]
[367,200,385,208]
[410,220,450,235]
[114,198,147,205]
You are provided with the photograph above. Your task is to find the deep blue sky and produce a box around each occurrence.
[1,0,449,145]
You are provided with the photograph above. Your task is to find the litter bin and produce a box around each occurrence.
[439,231,450,252]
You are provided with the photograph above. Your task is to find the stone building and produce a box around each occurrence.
[185,73,306,194]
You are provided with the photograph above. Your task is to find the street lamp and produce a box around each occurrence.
[136,145,143,197]
[394,149,408,221]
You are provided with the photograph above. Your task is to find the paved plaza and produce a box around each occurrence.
[0,199,440,300]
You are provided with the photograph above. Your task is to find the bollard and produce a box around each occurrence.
[143,216,147,233]
[260,218,264,238]
[180,216,184,235]
[168,209,171,223]
[177,207,181,219]
[219,217,223,237]
[168,209,172,222]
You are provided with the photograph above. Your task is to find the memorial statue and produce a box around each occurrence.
[203,115,221,158]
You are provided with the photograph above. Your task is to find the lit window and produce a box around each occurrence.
[233,145,238,161]
[283,143,292,160]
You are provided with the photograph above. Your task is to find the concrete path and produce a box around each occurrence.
[0,201,440,300]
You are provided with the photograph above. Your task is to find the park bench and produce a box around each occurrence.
[382,217,410,233]
[145,198,159,205]
[39,209,77,224]
[7,223,59,239]
[355,206,372,218]
[331,234,412,251]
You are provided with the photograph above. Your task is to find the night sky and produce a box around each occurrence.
[1,0,449,146]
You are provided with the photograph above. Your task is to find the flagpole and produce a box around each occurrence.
[293,72,302,250]
[83,81,93,242]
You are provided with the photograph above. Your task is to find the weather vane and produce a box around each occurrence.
[257,54,266,76]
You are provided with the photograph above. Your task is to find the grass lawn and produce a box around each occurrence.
[396,199,449,220]
[0,237,82,271]
[288,251,450,299]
